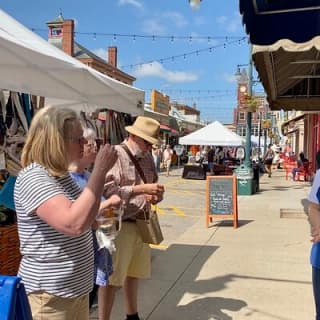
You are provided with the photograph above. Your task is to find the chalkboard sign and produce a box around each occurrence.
[206,176,238,228]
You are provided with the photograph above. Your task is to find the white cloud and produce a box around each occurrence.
[162,12,187,28]
[92,48,107,61]
[72,18,79,28]
[118,0,143,9]
[133,61,198,83]
[223,73,236,83]
[141,19,166,35]
[141,11,187,35]
[193,16,206,26]
[216,12,242,33]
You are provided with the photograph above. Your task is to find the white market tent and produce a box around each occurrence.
[0,9,144,115]
[179,121,245,146]
[250,135,270,148]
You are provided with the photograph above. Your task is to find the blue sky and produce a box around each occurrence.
[1,0,258,124]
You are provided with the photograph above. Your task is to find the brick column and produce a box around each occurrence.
[108,46,117,67]
[62,20,74,56]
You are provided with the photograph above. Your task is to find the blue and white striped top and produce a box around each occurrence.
[14,163,94,298]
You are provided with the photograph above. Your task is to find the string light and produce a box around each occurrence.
[189,0,202,10]
[147,89,234,94]
[120,37,246,69]
[31,27,245,42]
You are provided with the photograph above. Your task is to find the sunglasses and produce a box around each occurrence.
[67,136,87,144]
[137,136,152,147]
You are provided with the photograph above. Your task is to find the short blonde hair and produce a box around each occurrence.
[21,107,79,176]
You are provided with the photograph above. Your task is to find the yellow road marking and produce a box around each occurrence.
[170,206,186,216]
[156,207,166,215]
[157,208,204,218]
[149,244,168,250]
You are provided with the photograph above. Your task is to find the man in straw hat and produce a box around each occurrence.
[99,116,165,320]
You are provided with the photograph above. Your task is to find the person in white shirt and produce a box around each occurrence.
[163,144,173,177]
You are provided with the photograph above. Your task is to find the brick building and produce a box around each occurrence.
[233,68,269,137]
[46,13,135,85]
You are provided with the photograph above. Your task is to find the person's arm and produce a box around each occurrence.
[308,170,320,242]
[35,144,118,236]
[309,202,320,243]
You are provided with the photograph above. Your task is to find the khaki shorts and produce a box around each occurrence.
[109,221,151,287]
[28,291,89,320]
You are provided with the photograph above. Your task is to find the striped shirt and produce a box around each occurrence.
[104,143,158,220]
[14,163,94,298]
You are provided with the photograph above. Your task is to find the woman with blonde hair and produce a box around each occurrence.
[14,106,118,320]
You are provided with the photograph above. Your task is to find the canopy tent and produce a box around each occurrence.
[253,37,320,111]
[0,9,144,115]
[239,0,320,45]
[250,135,270,147]
[179,121,245,146]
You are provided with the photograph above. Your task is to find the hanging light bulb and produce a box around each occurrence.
[189,0,202,10]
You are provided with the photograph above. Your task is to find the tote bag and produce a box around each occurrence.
[136,207,163,245]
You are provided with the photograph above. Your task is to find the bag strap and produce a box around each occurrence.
[121,144,147,183]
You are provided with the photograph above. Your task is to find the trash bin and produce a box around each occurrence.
[0,275,32,320]
[252,163,260,193]
[235,165,253,195]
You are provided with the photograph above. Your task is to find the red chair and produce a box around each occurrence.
[296,162,312,182]
[283,161,296,180]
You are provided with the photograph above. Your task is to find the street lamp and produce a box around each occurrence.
[235,44,253,168]
[189,0,202,10]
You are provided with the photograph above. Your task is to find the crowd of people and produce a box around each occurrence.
[13,107,320,320]
[14,108,165,320]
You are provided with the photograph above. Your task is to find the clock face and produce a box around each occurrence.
[239,85,247,93]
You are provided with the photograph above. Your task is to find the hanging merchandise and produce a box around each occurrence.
[21,93,33,127]
[109,111,118,145]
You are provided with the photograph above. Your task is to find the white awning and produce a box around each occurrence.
[0,9,144,114]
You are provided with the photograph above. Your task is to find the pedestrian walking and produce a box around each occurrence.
[152,144,161,173]
[263,144,275,177]
[163,144,173,177]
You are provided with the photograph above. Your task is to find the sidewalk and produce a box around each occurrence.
[90,168,314,320]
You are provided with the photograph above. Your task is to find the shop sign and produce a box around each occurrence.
[174,145,184,156]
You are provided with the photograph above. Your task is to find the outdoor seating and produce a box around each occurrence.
[283,160,296,180]
[296,162,312,182]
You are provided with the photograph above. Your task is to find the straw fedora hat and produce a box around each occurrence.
[125,116,160,145]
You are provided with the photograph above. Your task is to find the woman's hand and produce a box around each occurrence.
[99,194,122,214]
[142,183,165,196]
[311,226,320,243]
[94,144,118,174]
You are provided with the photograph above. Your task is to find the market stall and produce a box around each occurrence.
[179,121,245,179]
[0,8,145,277]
